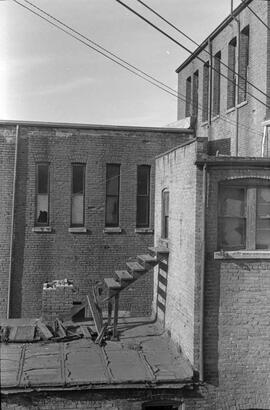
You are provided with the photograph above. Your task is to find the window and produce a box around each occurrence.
[218,181,270,250]
[71,164,85,226]
[137,165,150,227]
[213,51,221,117]
[36,163,49,225]
[227,37,237,109]
[105,164,120,227]
[238,25,249,104]
[192,70,199,117]
[202,61,210,122]
[185,76,192,117]
[162,190,169,239]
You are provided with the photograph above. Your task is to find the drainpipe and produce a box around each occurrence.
[199,163,207,381]
[208,37,213,130]
[232,0,240,156]
[7,124,19,319]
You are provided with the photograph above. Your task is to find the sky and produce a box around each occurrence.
[0,0,241,127]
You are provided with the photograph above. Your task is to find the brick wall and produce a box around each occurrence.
[0,123,192,319]
[177,0,269,157]
[154,139,205,365]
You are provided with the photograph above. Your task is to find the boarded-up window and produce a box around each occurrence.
[218,182,270,250]
[202,62,209,122]
[71,164,85,226]
[36,163,49,225]
[137,165,150,227]
[162,190,169,239]
[227,37,237,109]
[192,70,199,117]
[213,51,221,117]
[238,25,249,104]
[106,164,120,227]
[185,76,192,117]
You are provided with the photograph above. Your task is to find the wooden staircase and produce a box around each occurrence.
[102,246,169,339]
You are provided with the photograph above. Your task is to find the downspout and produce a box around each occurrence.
[7,124,19,319]
[208,37,213,130]
[199,162,207,381]
[232,0,240,156]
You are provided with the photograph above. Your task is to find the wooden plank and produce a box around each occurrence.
[9,326,36,342]
[36,320,53,340]
[87,291,103,334]
[95,324,108,345]
[80,325,92,339]
[55,319,66,338]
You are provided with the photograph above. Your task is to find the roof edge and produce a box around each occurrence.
[176,0,254,73]
[0,119,193,134]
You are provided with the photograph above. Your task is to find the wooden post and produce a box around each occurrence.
[112,294,119,340]
[107,299,113,326]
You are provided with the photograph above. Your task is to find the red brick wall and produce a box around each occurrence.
[177,0,269,157]
[0,123,192,319]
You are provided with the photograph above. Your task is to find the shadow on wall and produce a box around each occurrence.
[10,136,29,318]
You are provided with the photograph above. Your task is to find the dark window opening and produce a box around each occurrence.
[192,70,199,117]
[143,403,179,410]
[218,181,270,250]
[202,61,210,122]
[105,164,120,227]
[185,76,192,117]
[238,25,249,103]
[36,163,49,225]
[227,37,237,109]
[137,165,150,227]
[162,190,169,239]
[71,164,85,226]
[213,51,221,116]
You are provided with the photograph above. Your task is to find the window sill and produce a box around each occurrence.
[135,228,154,234]
[214,250,270,260]
[32,226,52,233]
[236,100,248,109]
[103,227,122,233]
[68,227,87,233]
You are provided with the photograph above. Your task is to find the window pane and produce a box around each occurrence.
[37,194,48,224]
[106,196,119,226]
[219,217,245,247]
[137,166,150,195]
[220,188,245,217]
[137,197,149,227]
[106,165,120,195]
[256,187,270,249]
[71,195,84,225]
[38,164,48,194]
[73,165,84,194]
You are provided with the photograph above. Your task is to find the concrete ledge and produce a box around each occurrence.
[68,227,87,233]
[135,228,154,234]
[32,226,52,233]
[103,227,122,233]
[214,250,270,259]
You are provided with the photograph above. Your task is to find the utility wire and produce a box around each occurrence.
[12,0,262,138]
[115,0,270,110]
[135,0,269,100]
[240,0,270,31]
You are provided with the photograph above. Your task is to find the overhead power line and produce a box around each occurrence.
[240,0,270,31]
[115,0,270,110]
[11,0,262,138]
[135,0,269,100]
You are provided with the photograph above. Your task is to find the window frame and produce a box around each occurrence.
[202,61,210,122]
[192,70,199,118]
[161,189,169,239]
[212,51,221,117]
[218,180,270,251]
[71,163,86,227]
[35,162,50,226]
[185,76,192,117]
[238,25,249,104]
[105,163,121,227]
[227,37,237,110]
[136,165,151,228]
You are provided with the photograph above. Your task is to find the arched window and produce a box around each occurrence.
[162,189,169,239]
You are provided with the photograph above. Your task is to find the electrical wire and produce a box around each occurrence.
[115,0,270,110]
[135,0,269,100]
[11,0,262,138]
[240,0,270,31]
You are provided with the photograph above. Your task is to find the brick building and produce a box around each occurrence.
[0,120,192,319]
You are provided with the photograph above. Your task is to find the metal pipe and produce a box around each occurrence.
[199,163,207,381]
[7,124,19,319]
[208,38,213,129]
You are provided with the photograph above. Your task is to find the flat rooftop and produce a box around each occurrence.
[1,317,194,394]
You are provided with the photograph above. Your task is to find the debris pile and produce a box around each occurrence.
[42,279,76,323]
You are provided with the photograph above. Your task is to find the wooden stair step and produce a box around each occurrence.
[115,270,134,284]
[126,261,146,275]
[137,254,158,267]
[148,246,170,257]
[104,277,122,290]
